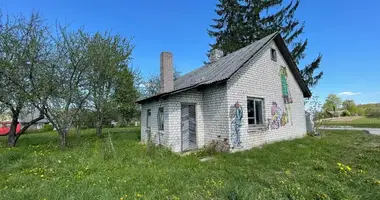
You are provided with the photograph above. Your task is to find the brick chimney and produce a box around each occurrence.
[160,52,174,93]
[209,49,224,63]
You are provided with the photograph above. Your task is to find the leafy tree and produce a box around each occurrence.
[307,96,322,135]
[342,100,358,115]
[208,0,323,87]
[0,11,48,147]
[33,26,91,147]
[114,68,140,124]
[142,69,181,97]
[322,94,342,116]
[86,32,134,137]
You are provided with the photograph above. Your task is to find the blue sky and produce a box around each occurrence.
[1,0,379,104]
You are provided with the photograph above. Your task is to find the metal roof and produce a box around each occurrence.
[137,32,311,103]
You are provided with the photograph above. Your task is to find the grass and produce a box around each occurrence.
[321,117,380,128]
[1,128,380,199]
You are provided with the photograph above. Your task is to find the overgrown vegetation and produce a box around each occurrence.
[1,129,379,199]
[322,117,380,128]
[0,11,139,147]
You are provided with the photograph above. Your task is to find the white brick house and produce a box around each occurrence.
[136,32,311,152]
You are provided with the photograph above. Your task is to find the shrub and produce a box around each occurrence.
[342,110,351,116]
[41,124,53,132]
[367,111,380,118]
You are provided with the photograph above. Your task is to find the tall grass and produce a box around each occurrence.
[0,128,380,199]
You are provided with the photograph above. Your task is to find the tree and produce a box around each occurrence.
[208,0,323,88]
[0,11,48,147]
[307,96,322,135]
[33,26,91,147]
[322,94,342,116]
[86,32,134,137]
[142,69,181,97]
[114,68,140,124]
[342,100,358,115]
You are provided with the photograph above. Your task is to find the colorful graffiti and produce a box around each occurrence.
[268,101,288,129]
[230,101,243,148]
[280,66,293,125]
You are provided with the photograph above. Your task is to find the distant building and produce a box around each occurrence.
[19,109,49,130]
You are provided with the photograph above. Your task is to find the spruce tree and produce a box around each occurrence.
[208,0,323,88]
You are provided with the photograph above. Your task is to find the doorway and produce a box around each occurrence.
[181,104,197,151]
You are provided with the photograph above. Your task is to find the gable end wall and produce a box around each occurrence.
[227,40,307,150]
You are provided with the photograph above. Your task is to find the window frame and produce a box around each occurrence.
[158,107,164,131]
[247,97,265,126]
[271,48,277,62]
[146,109,151,128]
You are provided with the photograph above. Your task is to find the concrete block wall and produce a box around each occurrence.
[140,99,169,146]
[140,89,205,152]
[166,89,204,152]
[227,41,307,150]
[202,83,229,144]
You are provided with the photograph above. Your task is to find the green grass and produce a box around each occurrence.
[1,128,380,199]
[321,117,380,128]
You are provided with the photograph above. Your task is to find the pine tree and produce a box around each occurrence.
[208,0,323,88]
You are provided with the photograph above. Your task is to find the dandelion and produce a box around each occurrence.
[136,193,143,198]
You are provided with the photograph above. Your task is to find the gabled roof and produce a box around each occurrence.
[137,32,311,103]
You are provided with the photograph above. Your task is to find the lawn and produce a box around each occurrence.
[1,128,380,199]
[321,116,380,128]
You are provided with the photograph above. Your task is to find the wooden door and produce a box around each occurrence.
[181,104,197,151]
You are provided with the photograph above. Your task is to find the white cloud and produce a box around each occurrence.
[338,92,361,96]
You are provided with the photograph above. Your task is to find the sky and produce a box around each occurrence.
[1,0,380,104]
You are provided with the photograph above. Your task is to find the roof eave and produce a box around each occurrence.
[273,35,312,98]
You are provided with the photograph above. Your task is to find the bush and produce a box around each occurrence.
[41,124,53,132]
[342,110,351,117]
[367,111,380,118]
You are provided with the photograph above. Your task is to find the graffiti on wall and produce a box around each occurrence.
[268,67,294,130]
[268,101,288,129]
[230,101,243,148]
[280,66,293,125]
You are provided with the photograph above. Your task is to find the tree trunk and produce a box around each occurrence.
[59,131,67,148]
[96,112,103,137]
[76,124,81,137]
[7,109,45,147]
[7,110,20,147]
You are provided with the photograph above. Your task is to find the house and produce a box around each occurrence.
[19,109,49,130]
[136,32,311,152]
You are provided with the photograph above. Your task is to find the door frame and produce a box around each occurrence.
[180,103,197,152]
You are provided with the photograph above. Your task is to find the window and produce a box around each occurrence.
[146,109,151,128]
[158,107,164,131]
[271,48,277,62]
[247,97,264,125]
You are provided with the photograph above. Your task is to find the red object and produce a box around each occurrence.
[0,121,21,136]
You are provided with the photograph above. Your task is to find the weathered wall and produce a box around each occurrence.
[227,40,307,150]
[140,89,204,152]
[202,83,229,145]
